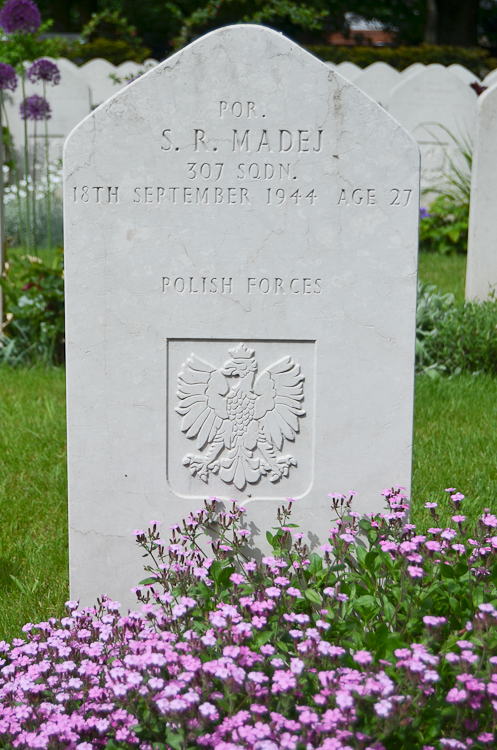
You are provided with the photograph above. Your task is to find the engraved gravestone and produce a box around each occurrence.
[64,25,419,607]
[466,84,497,300]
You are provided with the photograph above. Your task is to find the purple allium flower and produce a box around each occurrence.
[0,0,41,34]
[28,58,60,85]
[20,93,51,121]
[0,62,17,91]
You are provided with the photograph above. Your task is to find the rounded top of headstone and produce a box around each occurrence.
[80,57,116,72]
[448,63,480,84]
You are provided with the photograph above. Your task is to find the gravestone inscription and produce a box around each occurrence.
[64,25,419,606]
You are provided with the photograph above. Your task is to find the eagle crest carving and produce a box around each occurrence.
[175,343,305,490]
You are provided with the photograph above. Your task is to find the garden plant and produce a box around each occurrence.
[0,489,496,748]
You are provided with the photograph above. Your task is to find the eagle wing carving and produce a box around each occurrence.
[175,354,230,450]
[176,345,306,489]
[254,356,305,450]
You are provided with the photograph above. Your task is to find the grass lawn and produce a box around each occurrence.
[418,252,467,304]
[0,367,68,640]
[0,251,491,641]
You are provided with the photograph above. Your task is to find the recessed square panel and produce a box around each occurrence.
[167,339,315,499]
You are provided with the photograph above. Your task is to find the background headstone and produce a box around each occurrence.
[115,61,142,81]
[482,69,497,87]
[336,61,362,81]
[64,25,419,607]
[354,61,401,105]
[389,63,477,194]
[447,63,480,85]
[400,62,424,79]
[79,58,120,109]
[466,84,497,300]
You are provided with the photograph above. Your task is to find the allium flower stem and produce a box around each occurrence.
[0,96,24,247]
[21,70,31,249]
[43,81,51,247]
[0,98,4,319]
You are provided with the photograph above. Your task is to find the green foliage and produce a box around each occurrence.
[416,278,497,376]
[419,196,469,255]
[0,366,68,641]
[171,0,329,51]
[416,282,456,374]
[67,37,151,65]
[423,297,497,376]
[0,21,65,68]
[67,9,151,64]
[306,43,497,75]
[0,251,65,366]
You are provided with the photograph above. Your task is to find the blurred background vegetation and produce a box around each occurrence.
[25,0,497,66]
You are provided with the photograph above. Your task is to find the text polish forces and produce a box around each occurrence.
[162,277,322,295]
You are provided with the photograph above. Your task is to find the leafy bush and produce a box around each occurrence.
[306,43,497,76]
[67,10,151,65]
[67,37,151,65]
[416,282,456,375]
[0,252,64,366]
[1,489,497,748]
[421,298,497,377]
[419,198,469,255]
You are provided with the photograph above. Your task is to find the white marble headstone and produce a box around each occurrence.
[466,84,497,300]
[64,25,419,607]
[354,61,401,106]
[79,58,121,108]
[482,69,497,87]
[447,63,480,85]
[389,64,477,193]
[336,61,362,81]
[400,62,424,79]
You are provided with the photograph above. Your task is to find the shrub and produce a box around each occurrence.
[1,489,497,748]
[419,199,469,256]
[306,44,497,76]
[0,251,64,366]
[66,37,151,66]
[422,298,497,376]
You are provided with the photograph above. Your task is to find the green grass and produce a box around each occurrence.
[6,246,62,268]
[0,366,68,641]
[418,252,467,304]
[412,374,497,529]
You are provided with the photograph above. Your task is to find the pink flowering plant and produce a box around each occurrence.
[1,489,497,749]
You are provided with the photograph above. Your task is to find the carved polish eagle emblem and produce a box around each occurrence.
[175,343,305,490]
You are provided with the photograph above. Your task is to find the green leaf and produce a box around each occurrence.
[266,530,275,546]
[308,552,323,575]
[440,564,455,580]
[304,588,322,605]
[210,560,223,584]
[165,730,184,750]
[354,594,377,608]
[138,577,158,586]
[356,545,367,566]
